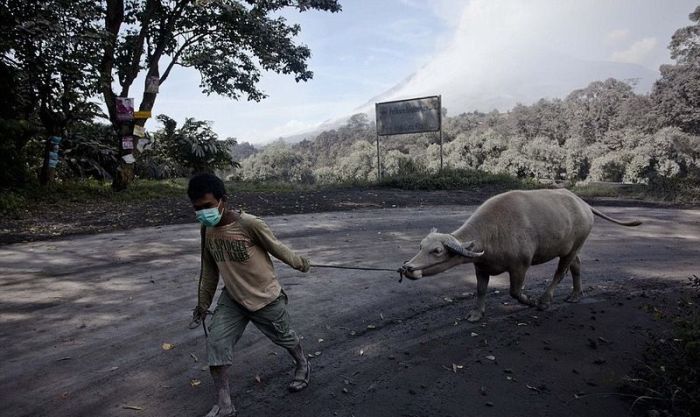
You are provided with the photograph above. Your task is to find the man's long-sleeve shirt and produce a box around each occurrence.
[197,212,307,312]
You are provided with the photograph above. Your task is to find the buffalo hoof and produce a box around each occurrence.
[517,293,537,307]
[565,292,583,303]
[537,297,552,311]
[466,309,483,322]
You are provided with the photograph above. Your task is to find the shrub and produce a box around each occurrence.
[335,140,378,181]
[646,176,700,202]
[379,167,529,191]
[521,136,565,180]
[312,166,341,185]
[384,150,425,176]
[589,151,633,182]
[488,148,533,178]
[240,140,312,183]
[0,191,27,218]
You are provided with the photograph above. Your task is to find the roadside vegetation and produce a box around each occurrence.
[5,168,699,221]
[0,179,187,218]
[573,177,700,205]
[622,275,700,417]
[0,168,533,218]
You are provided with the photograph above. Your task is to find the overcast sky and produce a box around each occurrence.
[129,0,698,144]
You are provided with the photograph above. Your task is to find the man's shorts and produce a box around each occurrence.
[206,289,299,366]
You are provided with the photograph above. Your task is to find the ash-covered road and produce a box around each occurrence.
[1,205,698,417]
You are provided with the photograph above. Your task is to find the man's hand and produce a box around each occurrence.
[299,256,311,273]
[188,306,207,329]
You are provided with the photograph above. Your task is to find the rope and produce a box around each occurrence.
[310,263,405,282]
[189,309,213,338]
[201,310,212,338]
[193,263,405,338]
[310,263,399,272]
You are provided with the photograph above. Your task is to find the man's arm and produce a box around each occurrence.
[197,237,220,311]
[246,216,310,272]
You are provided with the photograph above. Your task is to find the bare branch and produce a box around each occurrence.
[119,0,158,97]
[99,0,125,126]
[160,34,207,83]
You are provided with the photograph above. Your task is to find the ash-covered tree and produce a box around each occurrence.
[229,141,258,163]
[99,0,341,190]
[240,139,312,182]
[564,78,635,144]
[652,5,700,135]
[0,62,38,187]
[0,0,104,185]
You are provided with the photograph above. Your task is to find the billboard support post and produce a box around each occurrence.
[439,95,443,171]
[439,128,443,171]
[376,132,381,181]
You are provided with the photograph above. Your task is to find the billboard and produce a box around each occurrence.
[375,95,441,136]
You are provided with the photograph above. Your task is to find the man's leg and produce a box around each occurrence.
[204,292,249,416]
[285,342,309,392]
[250,292,309,392]
[205,366,233,417]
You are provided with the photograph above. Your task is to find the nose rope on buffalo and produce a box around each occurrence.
[310,263,406,282]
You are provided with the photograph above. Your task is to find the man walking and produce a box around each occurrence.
[188,173,311,417]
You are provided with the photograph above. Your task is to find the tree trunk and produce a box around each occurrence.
[38,109,63,185]
[38,136,54,186]
[111,67,160,191]
[112,161,132,190]
[107,0,179,190]
[99,0,126,190]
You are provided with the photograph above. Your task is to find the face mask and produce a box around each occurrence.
[195,200,223,227]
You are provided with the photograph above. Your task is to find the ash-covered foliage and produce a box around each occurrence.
[238,90,699,188]
[237,6,700,192]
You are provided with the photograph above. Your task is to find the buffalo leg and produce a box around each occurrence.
[508,266,536,306]
[539,252,577,308]
[565,255,583,303]
[467,268,490,322]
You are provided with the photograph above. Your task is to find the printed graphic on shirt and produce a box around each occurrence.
[207,237,250,262]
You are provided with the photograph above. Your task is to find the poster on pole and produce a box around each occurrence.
[133,125,145,137]
[116,98,134,121]
[375,96,441,136]
[122,136,134,150]
[47,136,62,167]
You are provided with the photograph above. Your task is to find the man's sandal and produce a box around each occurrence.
[288,361,310,392]
[204,404,238,417]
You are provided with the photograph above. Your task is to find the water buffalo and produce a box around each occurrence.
[400,189,641,322]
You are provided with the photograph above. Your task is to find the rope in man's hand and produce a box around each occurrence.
[310,263,405,282]
[188,307,213,337]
